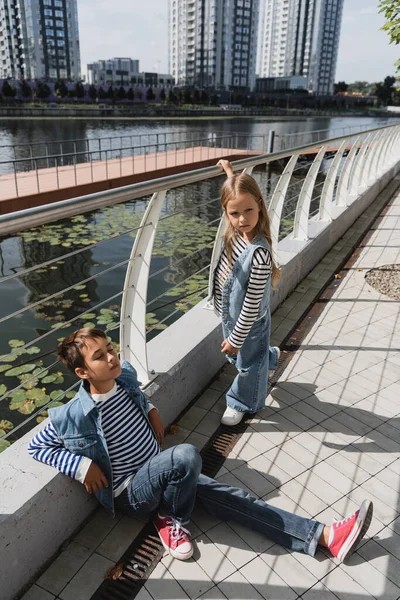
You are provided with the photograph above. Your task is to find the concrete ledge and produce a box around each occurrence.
[1,160,400,600]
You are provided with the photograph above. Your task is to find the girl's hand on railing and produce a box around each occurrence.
[217,159,234,178]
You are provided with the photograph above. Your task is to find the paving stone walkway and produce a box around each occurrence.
[22,179,400,600]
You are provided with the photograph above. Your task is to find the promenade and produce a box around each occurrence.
[20,178,400,600]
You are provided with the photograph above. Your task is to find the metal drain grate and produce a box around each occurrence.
[90,418,251,600]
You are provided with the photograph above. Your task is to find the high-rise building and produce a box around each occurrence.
[257,0,289,79]
[0,0,81,81]
[169,0,260,90]
[258,0,344,95]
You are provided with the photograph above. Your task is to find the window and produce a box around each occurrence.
[55,10,63,17]
[43,0,52,5]
[57,39,65,46]
[44,19,53,26]
[54,0,63,6]
[55,20,63,27]
[44,9,52,16]
[56,29,64,37]
[45,28,54,36]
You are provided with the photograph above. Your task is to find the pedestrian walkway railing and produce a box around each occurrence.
[0,133,264,197]
[1,123,400,446]
[0,123,390,183]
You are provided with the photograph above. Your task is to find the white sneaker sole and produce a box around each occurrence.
[221,411,245,426]
[159,536,194,561]
[268,347,281,377]
[337,500,373,562]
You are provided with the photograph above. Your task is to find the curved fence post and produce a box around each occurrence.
[319,139,347,222]
[293,145,327,240]
[120,190,167,384]
[335,135,362,208]
[370,128,392,181]
[268,153,299,251]
[348,133,373,197]
[359,131,382,189]
[207,213,228,302]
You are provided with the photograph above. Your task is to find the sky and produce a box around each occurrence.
[77,0,399,84]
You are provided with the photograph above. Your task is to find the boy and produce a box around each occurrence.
[29,328,373,562]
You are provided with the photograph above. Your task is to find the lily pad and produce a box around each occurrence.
[0,364,12,373]
[0,419,13,433]
[5,364,36,377]
[8,339,25,348]
[25,347,41,355]
[41,375,57,384]
[0,439,10,452]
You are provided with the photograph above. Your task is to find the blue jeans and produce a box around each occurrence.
[114,444,324,557]
[224,316,278,413]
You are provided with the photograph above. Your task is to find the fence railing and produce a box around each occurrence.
[1,122,400,445]
[0,133,263,198]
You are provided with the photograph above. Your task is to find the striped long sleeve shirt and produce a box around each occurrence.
[28,383,160,497]
[214,235,272,349]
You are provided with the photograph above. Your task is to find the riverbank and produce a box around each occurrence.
[0,105,396,120]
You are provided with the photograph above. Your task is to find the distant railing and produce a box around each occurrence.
[0,122,399,445]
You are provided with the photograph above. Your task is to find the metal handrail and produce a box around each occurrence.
[1,122,400,443]
[0,122,393,236]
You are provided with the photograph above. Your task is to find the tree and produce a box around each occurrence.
[127,87,135,101]
[379,0,400,71]
[98,86,106,99]
[2,80,16,99]
[334,81,348,94]
[20,80,32,99]
[200,89,209,105]
[55,80,68,98]
[374,75,396,104]
[35,81,51,99]
[193,88,201,104]
[117,86,126,100]
[136,89,143,101]
[168,90,178,104]
[146,87,155,101]
[106,85,115,100]
[88,84,97,101]
[74,82,85,99]
[159,88,166,103]
[183,88,192,104]
[347,81,374,96]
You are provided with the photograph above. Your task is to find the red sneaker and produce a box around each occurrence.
[153,514,193,561]
[328,500,373,562]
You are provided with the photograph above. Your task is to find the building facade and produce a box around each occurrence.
[258,0,344,95]
[87,58,139,85]
[0,0,81,81]
[169,0,259,91]
[87,59,173,88]
[257,0,289,79]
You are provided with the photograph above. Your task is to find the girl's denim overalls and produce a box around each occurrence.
[214,234,278,413]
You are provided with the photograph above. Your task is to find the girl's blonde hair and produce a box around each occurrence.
[221,173,281,287]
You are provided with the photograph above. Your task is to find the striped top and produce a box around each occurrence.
[214,234,272,349]
[28,383,160,497]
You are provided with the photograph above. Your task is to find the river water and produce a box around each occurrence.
[0,115,395,446]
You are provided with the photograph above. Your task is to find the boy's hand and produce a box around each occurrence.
[149,408,164,445]
[83,462,109,494]
[221,339,239,356]
[217,159,234,178]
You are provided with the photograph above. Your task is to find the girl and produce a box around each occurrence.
[213,159,280,426]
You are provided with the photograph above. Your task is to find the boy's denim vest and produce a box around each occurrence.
[49,361,153,517]
[216,234,272,339]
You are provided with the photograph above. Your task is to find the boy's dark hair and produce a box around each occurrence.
[57,328,107,373]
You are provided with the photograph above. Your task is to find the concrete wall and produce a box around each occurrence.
[1,160,400,600]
